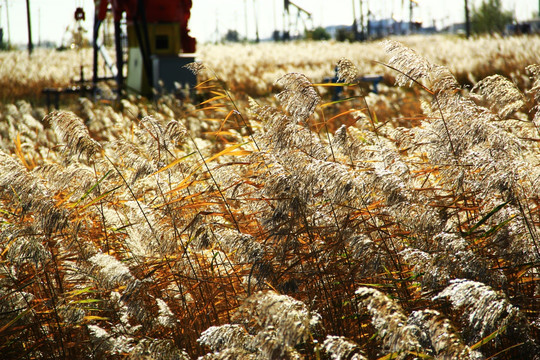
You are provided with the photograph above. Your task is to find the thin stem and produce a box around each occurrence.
[189,135,241,232]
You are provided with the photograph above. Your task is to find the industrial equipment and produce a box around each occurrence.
[282,0,313,40]
[93,0,197,96]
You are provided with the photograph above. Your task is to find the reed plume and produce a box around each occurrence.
[275,73,321,123]
[407,309,484,360]
[355,287,421,358]
[323,335,367,360]
[470,74,525,118]
[198,291,319,359]
[434,279,538,358]
[336,58,359,84]
[45,110,102,160]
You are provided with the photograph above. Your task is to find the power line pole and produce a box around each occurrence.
[253,0,259,42]
[464,0,471,38]
[409,0,413,33]
[5,0,10,46]
[283,0,290,41]
[26,0,33,54]
[244,0,249,41]
[352,0,358,40]
[38,6,40,47]
[359,0,365,40]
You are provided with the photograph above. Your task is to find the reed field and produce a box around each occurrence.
[0,35,539,359]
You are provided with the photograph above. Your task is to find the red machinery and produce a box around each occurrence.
[95,0,195,53]
[92,0,196,96]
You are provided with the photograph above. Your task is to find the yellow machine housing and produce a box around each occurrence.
[126,23,196,95]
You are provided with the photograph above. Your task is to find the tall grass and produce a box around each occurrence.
[0,39,539,359]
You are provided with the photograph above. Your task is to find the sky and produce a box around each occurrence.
[0,0,538,46]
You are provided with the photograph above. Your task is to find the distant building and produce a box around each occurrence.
[442,18,540,36]
[506,18,540,34]
[442,22,467,35]
[368,18,397,37]
[325,18,430,41]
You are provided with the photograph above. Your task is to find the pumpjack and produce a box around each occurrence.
[282,0,312,40]
[93,0,197,96]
